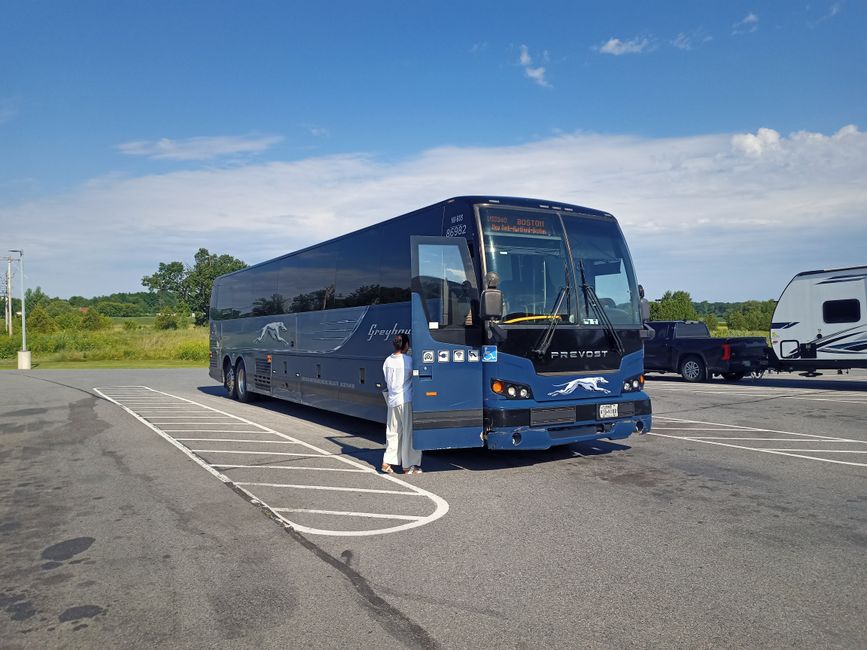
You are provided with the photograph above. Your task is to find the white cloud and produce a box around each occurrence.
[808,2,844,27]
[116,134,283,160]
[731,127,782,157]
[732,12,759,35]
[597,37,652,56]
[518,45,550,87]
[671,30,712,51]
[2,125,865,301]
[305,125,330,137]
[470,42,488,54]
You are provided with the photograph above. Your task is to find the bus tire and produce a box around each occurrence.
[722,372,745,382]
[679,356,707,383]
[223,358,237,399]
[235,360,257,403]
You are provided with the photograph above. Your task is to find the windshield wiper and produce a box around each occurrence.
[577,258,625,355]
[531,286,569,357]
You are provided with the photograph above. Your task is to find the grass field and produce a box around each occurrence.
[0,321,208,369]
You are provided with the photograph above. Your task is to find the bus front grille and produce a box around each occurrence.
[530,407,576,427]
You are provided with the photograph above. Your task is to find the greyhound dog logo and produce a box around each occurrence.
[255,322,289,344]
[548,377,610,397]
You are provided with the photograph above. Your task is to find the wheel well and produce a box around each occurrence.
[678,353,704,368]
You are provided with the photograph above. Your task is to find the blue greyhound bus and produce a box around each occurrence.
[208,196,652,450]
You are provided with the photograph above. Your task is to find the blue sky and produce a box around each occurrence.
[1,1,865,301]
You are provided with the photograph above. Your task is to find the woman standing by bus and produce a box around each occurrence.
[381,333,422,474]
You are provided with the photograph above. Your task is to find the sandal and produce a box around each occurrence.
[381,464,395,474]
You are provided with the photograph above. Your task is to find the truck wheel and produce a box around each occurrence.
[680,356,707,383]
[235,360,257,403]
[722,372,745,382]
[223,359,237,399]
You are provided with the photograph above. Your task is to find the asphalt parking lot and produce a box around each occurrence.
[1,368,865,648]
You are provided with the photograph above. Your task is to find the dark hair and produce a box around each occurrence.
[392,333,409,352]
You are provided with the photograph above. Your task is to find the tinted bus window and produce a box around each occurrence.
[249,261,284,316]
[285,246,336,312]
[823,299,861,324]
[333,229,381,308]
[378,221,413,304]
[219,273,249,319]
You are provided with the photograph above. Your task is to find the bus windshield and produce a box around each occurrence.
[561,213,641,326]
[480,206,641,327]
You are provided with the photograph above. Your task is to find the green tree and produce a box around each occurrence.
[143,248,246,325]
[24,286,51,312]
[649,290,698,321]
[725,299,775,332]
[81,308,111,331]
[154,308,179,330]
[703,313,719,332]
[27,305,59,333]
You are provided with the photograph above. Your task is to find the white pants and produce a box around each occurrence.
[384,402,422,468]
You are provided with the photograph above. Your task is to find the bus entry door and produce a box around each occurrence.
[410,236,484,450]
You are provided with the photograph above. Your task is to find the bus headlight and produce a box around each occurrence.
[491,379,533,399]
[622,375,645,392]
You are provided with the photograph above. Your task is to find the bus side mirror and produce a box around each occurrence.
[481,289,503,320]
[640,323,656,340]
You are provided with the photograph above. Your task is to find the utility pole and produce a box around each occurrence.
[4,257,12,336]
[9,249,29,369]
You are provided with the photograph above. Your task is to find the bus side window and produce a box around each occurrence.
[417,243,477,329]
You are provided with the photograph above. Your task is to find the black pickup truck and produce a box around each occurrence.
[644,321,769,382]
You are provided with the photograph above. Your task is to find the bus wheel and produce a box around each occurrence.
[679,356,707,383]
[235,360,257,403]
[224,359,238,399]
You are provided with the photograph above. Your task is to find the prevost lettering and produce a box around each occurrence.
[550,350,610,359]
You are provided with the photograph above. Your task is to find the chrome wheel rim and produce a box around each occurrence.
[683,360,701,380]
[237,366,246,396]
[225,366,235,393]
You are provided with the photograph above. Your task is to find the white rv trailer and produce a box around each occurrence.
[770,265,867,372]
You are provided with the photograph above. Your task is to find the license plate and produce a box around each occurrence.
[598,403,618,419]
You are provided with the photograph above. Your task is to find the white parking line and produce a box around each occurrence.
[234,482,420,496]
[654,416,867,443]
[273,508,424,521]
[650,415,867,468]
[163,429,266,433]
[95,386,449,536]
[190,449,332,457]
[174,438,305,444]
[686,437,855,442]
[215,464,370,473]
[761,449,867,453]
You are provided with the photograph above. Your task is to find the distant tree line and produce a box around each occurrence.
[648,290,776,331]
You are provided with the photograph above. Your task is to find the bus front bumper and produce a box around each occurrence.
[484,399,652,450]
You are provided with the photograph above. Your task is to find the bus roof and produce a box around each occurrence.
[217,196,616,280]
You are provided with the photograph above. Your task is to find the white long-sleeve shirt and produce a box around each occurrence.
[382,353,413,408]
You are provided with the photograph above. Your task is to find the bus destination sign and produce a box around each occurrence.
[485,213,551,236]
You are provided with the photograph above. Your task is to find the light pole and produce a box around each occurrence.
[9,249,29,369]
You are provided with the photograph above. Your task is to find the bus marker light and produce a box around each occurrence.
[492,381,504,394]
[426,391,438,397]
